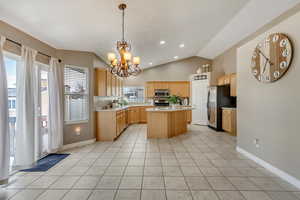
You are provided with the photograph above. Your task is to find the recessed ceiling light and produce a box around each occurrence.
[149,62,153,65]
[174,56,178,59]
[179,44,185,48]
[160,40,166,45]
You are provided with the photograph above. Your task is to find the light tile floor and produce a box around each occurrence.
[1,124,300,200]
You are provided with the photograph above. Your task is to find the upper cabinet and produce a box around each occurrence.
[94,69,107,96]
[217,73,236,97]
[111,75,116,96]
[230,74,236,97]
[146,83,155,98]
[95,68,123,97]
[145,81,190,98]
[106,70,112,96]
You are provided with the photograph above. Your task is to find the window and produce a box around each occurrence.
[64,65,89,123]
[123,86,145,103]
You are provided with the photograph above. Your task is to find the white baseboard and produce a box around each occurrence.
[237,146,300,189]
[61,138,96,151]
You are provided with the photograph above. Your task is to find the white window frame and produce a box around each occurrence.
[64,65,89,124]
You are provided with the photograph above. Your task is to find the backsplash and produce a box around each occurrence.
[94,96,119,109]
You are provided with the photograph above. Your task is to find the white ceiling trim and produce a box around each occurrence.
[197,0,300,59]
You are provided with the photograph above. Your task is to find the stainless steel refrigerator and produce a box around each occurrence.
[207,85,235,131]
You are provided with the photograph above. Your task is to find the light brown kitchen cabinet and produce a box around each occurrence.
[111,75,116,96]
[95,69,124,97]
[218,74,231,85]
[217,73,237,97]
[128,106,154,124]
[96,110,127,141]
[120,79,123,96]
[116,78,120,96]
[139,106,153,123]
[230,74,237,97]
[224,75,231,85]
[146,83,155,98]
[186,110,192,124]
[94,69,107,96]
[116,110,126,136]
[178,82,190,97]
[145,81,190,98]
[139,107,147,123]
[128,107,140,124]
[222,108,236,136]
[106,70,112,96]
[217,76,225,86]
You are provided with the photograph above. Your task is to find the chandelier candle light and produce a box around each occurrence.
[107,4,141,77]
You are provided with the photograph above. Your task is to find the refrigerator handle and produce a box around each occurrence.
[207,89,210,120]
[207,90,210,109]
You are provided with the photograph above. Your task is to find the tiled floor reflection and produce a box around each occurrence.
[1,124,300,200]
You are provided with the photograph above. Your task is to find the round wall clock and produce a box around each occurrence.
[251,33,293,83]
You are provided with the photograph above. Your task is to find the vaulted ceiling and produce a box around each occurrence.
[0,0,299,68]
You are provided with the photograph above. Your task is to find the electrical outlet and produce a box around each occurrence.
[254,138,260,148]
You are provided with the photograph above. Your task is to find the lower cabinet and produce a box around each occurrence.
[116,110,126,137]
[222,108,236,136]
[186,110,192,124]
[96,110,127,141]
[96,106,154,141]
[128,106,154,124]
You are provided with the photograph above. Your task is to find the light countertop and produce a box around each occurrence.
[95,104,153,112]
[146,106,194,112]
[221,107,237,110]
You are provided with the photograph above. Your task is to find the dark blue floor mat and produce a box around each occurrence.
[20,153,70,172]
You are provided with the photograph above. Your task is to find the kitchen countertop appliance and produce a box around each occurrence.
[154,89,170,106]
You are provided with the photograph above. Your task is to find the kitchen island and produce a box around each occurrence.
[146,106,194,139]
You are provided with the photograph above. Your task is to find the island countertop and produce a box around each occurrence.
[146,106,194,112]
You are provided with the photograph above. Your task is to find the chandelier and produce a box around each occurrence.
[107,3,141,78]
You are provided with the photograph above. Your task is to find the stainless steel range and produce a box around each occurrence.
[154,89,170,106]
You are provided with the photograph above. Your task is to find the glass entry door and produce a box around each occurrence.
[37,67,50,158]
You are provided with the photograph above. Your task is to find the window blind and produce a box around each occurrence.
[64,65,89,122]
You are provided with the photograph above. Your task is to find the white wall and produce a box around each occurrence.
[237,11,300,180]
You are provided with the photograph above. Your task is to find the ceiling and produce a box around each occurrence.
[197,0,300,59]
[0,0,249,68]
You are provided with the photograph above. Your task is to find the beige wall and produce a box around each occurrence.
[0,20,106,145]
[0,20,56,64]
[237,10,300,180]
[210,3,300,85]
[124,57,212,86]
[211,46,237,85]
[56,50,100,145]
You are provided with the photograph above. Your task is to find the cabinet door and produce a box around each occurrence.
[146,83,155,98]
[106,71,112,96]
[169,82,179,96]
[116,78,120,96]
[224,75,231,85]
[217,76,224,86]
[222,109,231,132]
[186,110,192,123]
[230,74,237,97]
[111,75,116,96]
[125,109,129,127]
[128,108,134,124]
[169,82,190,97]
[139,107,147,123]
[94,69,107,96]
[181,82,190,97]
[120,80,123,96]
